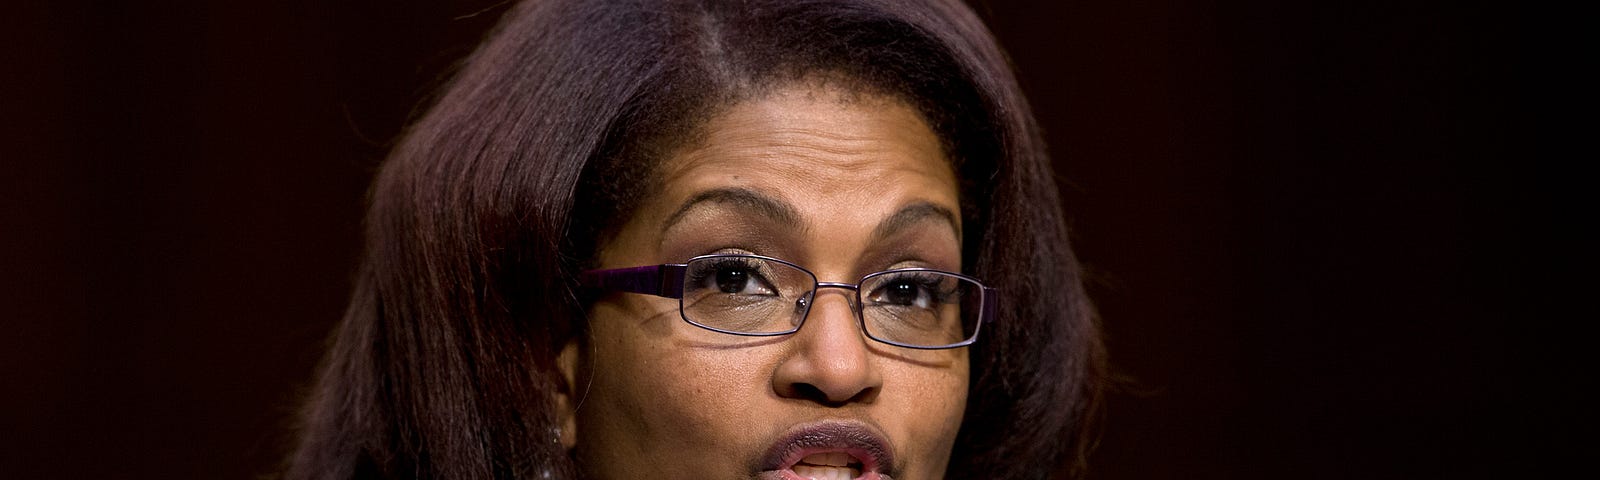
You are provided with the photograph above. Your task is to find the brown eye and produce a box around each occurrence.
[686,257,779,297]
[716,267,752,293]
[866,272,944,309]
[883,280,922,305]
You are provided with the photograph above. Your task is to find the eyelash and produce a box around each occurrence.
[690,250,950,279]
[688,245,764,260]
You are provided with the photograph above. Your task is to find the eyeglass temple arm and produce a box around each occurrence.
[578,264,687,299]
[982,286,999,324]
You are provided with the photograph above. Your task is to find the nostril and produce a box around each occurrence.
[788,381,879,407]
[788,382,871,407]
[792,382,827,403]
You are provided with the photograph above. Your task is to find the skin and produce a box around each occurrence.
[558,81,968,480]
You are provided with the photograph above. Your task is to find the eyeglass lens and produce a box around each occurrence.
[679,256,982,348]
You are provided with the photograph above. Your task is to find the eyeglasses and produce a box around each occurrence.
[579,254,998,349]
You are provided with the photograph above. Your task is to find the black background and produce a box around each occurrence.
[2,1,1530,478]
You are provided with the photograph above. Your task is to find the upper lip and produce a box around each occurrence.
[759,420,896,477]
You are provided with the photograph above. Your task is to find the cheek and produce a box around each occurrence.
[883,354,969,476]
[578,300,777,476]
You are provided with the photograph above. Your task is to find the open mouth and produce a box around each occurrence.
[791,451,864,479]
[759,421,895,480]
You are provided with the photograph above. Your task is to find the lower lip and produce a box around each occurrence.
[756,470,885,480]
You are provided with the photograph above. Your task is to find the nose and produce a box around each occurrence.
[771,286,882,405]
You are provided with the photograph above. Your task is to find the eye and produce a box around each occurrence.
[689,258,778,296]
[867,273,946,309]
[883,280,924,306]
[715,265,755,293]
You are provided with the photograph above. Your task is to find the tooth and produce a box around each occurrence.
[804,451,849,467]
[828,452,849,467]
[792,465,856,480]
[794,465,816,479]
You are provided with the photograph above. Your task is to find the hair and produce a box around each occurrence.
[286,1,1104,479]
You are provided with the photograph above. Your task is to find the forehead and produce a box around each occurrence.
[653,84,957,226]
[590,80,967,275]
[672,86,944,165]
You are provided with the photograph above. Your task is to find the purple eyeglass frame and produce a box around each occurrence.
[578,253,999,350]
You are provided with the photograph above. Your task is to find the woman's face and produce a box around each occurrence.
[564,82,968,480]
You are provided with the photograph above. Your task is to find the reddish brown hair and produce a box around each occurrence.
[287,1,1103,478]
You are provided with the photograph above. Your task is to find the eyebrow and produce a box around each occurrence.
[661,186,960,249]
[871,201,961,244]
[660,187,802,239]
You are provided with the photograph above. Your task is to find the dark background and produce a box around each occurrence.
[3,0,1530,478]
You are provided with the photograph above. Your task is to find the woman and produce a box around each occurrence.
[287,0,1103,479]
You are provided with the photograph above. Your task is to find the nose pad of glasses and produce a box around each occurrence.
[791,292,850,328]
[792,295,810,327]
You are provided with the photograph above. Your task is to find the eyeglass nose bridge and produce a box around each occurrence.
[794,281,861,315]
[814,281,861,292]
